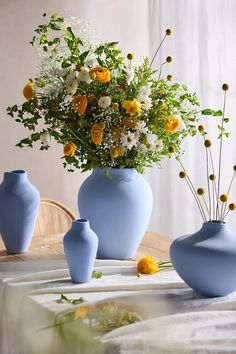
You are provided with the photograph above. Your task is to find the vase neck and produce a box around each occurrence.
[200,222,228,235]
[2,170,28,186]
[71,219,90,232]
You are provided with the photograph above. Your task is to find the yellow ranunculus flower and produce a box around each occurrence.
[137,256,159,274]
[23,82,35,101]
[89,66,111,83]
[164,115,181,133]
[122,100,141,116]
[72,95,88,115]
[110,145,125,158]
[64,142,77,157]
[91,123,105,145]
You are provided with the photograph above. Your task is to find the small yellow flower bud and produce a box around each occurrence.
[112,102,119,110]
[220,194,228,203]
[229,203,236,211]
[168,145,175,153]
[209,174,216,181]
[166,29,172,36]
[76,64,84,71]
[204,139,212,148]
[167,74,173,81]
[198,125,205,133]
[222,83,229,91]
[127,53,135,60]
[179,171,187,178]
[166,56,173,63]
[197,188,205,195]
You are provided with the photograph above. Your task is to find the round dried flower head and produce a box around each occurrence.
[167,74,173,81]
[220,194,228,203]
[204,139,212,148]
[229,203,236,211]
[166,56,173,63]
[127,53,135,60]
[222,83,229,91]
[198,125,205,133]
[233,165,236,171]
[197,188,205,196]
[165,28,172,36]
[168,145,175,153]
[209,174,216,181]
[179,171,187,179]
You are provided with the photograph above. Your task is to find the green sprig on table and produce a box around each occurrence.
[57,294,86,305]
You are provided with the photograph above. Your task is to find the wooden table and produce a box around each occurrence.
[0,232,172,262]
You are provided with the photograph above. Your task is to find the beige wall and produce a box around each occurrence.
[0,0,149,216]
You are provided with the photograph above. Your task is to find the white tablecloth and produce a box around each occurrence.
[1,260,236,354]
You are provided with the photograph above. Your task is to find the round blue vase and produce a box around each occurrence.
[78,168,153,259]
[63,219,98,283]
[170,222,236,297]
[0,170,40,254]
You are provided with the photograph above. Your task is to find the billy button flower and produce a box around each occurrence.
[122,100,142,116]
[23,81,35,101]
[72,95,87,115]
[166,74,173,81]
[229,203,236,211]
[91,123,105,145]
[166,56,173,63]
[220,194,228,203]
[168,145,176,153]
[137,256,159,274]
[64,142,77,157]
[198,125,205,133]
[204,139,212,148]
[127,53,135,60]
[222,83,229,91]
[209,174,216,181]
[89,66,111,83]
[179,171,187,178]
[166,28,172,36]
[164,115,181,133]
[197,188,205,195]
[233,165,236,171]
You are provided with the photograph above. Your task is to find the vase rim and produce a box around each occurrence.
[74,219,88,223]
[93,168,137,173]
[8,170,26,174]
[203,221,227,226]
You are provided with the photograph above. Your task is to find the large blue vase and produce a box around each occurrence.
[63,219,98,283]
[78,168,153,259]
[170,222,236,297]
[0,170,40,254]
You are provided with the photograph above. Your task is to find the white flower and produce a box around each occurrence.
[78,69,91,83]
[98,96,111,109]
[136,121,148,134]
[66,71,77,83]
[84,55,97,68]
[139,143,148,153]
[146,133,157,147]
[137,84,151,101]
[180,98,196,112]
[40,133,50,145]
[126,69,134,85]
[155,139,163,152]
[141,97,152,110]
[120,132,138,150]
[66,78,78,95]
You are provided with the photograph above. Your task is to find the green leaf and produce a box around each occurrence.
[201,109,213,115]
[92,270,103,279]
[50,23,61,31]
[213,110,223,116]
[80,50,90,62]
[56,294,86,305]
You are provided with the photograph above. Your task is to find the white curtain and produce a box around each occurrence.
[1,0,236,237]
[147,0,236,237]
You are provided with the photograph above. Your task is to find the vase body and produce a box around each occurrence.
[78,168,153,259]
[170,222,236,297]
[63,219,98,283]
[0,170,40,254]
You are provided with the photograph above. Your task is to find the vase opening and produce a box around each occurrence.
[11,170,26,174]
[75,219,88,223]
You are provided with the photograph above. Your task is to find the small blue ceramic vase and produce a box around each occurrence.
[0,170,40,254]
[63,219,98,283]
[78,168,153,259]
[170,222,236,297]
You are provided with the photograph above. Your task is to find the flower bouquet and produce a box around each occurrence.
[7,13,200,173]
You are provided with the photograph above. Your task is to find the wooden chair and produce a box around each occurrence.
[34,198,76,237]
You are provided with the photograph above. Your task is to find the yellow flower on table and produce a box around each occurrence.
[137,256,159,274]
[122,100,142,116]
[89,66,111,83]
[74,306,95,319]
[23,82,35,101]
[91,123,105,145]
[64,142,77,157]
[164,115,181,132]
[72,95,88,115]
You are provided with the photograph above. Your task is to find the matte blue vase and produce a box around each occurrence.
[0,170,40,254]
[63,219,98,283]
[78,168,153,259]
[170,222,236,297]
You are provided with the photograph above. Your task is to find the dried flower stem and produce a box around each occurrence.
[208,147,220,220]
[177,157,207,221]
[216,90,227,219]
[203,136,212,220]
[150,34,167,66]
[222,170,236,220]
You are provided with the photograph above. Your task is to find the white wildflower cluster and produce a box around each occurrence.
[138,84,152,109]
